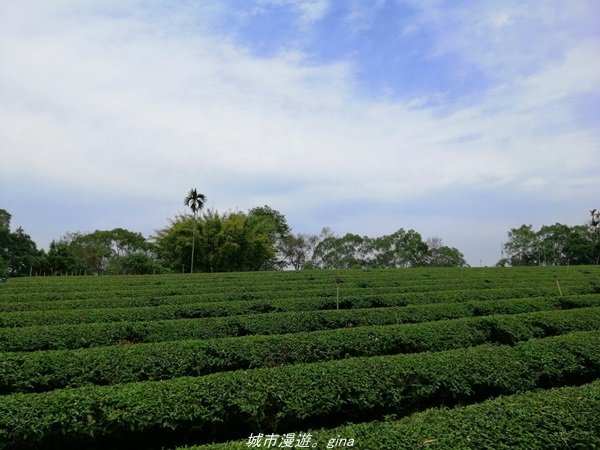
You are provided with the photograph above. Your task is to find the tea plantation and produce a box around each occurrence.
[0,266,599,449]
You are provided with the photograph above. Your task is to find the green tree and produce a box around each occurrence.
[311,228,431,269]
[504,225,539,266]
[0,209,10,276]
[66,232,112,274]
[564,225,594,265]
[7,227,42,276]
[370,229,428,268]
[0,209,10,231]
[281,233,320,270]
[0,210,44,276]
[152,215,195,273]
[107,253,165,275]
[425,237,467,267]
[184,189,206,273]
[537,223,571,265]
[105,228,148,257]
[247,205,291,269]
[312,232,367,269]
[195,210,278,272]
[49,228,152,275]
[152,208,280,273]
[500,216,598,267]
[46,240,82,275]
[590,209,600,264]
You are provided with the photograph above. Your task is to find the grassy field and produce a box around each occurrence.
[0,266,599,449]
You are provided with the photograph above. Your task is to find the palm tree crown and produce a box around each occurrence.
[184,189,206,216]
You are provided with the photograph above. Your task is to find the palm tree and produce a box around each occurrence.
[184,189,206,273]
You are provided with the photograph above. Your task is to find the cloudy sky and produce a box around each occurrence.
[1,0,599,266]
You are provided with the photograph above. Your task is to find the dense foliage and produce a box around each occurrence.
[2,204,598,274]
[311,228,466,269]
[194,381,600,450]
[1,306,598,394]
[152,209,283,273]
[500,210,600,266]
[0,266,598,448]
[0,332,598,449]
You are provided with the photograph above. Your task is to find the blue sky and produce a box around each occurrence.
[1,0,599,266]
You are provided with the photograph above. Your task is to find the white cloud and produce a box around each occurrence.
[296,0,330,24]
[254,0,330,24]
[0,1,598,264]
[1,2,597,197]
[398,0,600,80]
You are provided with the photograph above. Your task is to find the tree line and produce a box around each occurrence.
[5,190,594,276]
[498,209,600,267]
[0,191,468,276]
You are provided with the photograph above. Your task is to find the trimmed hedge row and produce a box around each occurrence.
[0,277,516,301]
[1,306,599,394]
[0,280,587,310]
[191,380,600,450]
[2,289,599,327]
[1,295,598,352]
[0,286,576,314]
[2,266,598,302]
[0,331,598,449]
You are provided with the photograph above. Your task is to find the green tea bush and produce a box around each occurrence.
[1,307,598,394]
[1,296,598,352]
[191,380,600,450]
[0,331,597,449]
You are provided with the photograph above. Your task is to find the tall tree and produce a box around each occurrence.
[312,232,367,269]
[47,229,153,275]
[7,227,42,276]
[310,228,433,269]
[537,223,571,265]
[0,211,44,276]
[590,209,600,265]
[503,225,539,266]
[499,214,599,267]
[46,240,81,275]
[0,209,10,231]
[248,206,291,269]
[281,233,320,270]
[151,215,195,273]
[0,209,10,276]
[184,189,206,274]
[370,229,429,268]
[425,237,467,267]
